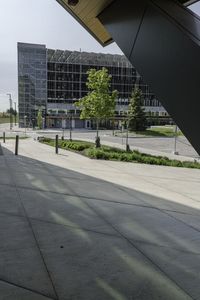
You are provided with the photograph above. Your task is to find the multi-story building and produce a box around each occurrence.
[18,43,47,128]
[18,42,168,128]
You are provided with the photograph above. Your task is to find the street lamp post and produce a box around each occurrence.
[125,119,130,152]
[7,93,12,130]
[14,102,17,126]
[69,115,72,141]
[24,115,27,136]
[32,118,35,130]
[173,125,179,155]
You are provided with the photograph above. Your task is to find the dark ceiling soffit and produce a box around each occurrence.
[56,0,113,46]
[56,0,198,47]
[184,0,199,5]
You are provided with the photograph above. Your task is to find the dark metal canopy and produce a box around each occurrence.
[56,0,199,46]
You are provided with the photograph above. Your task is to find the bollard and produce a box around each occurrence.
[3,132,5,143]
[55,135,59,154]
[15,135,19,156]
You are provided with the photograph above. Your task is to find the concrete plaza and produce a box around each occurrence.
[0,138,200,299]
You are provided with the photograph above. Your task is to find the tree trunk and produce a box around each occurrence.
[95,119,101,148]
[126,120,130,152]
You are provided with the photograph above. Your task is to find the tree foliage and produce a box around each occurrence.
[128,87,147,131]
[75,67,117,147]
[75,67,117,122]
[6,108,17,115]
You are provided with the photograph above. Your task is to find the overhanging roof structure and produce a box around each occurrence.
[56,0,199,46]
[56,0,200,155]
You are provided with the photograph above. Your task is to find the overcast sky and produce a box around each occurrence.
[0,0,200,111]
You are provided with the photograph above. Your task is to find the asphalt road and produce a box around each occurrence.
[36,129,199,158]
[0,124,198,158]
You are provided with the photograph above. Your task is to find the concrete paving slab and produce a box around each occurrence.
[32,221,192,300]
[13,172,70,194]
[6,161,51,176]
[1,139,200,299]
[135,242,200,300]
[126,188,200,216]
[85,199,200,253]
[18,188,118,236]
[146,176,200,197]
[0,214,35,251]
[0,214,57,298]
[12,171,146,206]
[0,169,13,185]
[166,210,200,232]
[0,247,56,299]
[0,280,55,300]
[184,192,200,202]
[0,185,25,216]
[62,177,146,205]
[41,163,103,181]
[0,159,8,169]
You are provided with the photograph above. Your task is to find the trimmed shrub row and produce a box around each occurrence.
[40,138,200,169]
[61,141,91,151]
[84,148,200,168]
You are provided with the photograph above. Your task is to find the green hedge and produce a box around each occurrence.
[42,138,92,151]
[61,140,91,151]
[40,138,200,169]
[85,147,200,168]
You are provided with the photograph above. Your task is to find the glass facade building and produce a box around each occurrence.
[18,43,47,127]
[18,42,168,128]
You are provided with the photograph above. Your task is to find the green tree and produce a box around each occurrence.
[75,67,117,147]
[37,109,43,129]
[128,87,147,131]
[7,108,17,116]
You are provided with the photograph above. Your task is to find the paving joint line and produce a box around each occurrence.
[1,162,200,222]
[9,168,104,184]
[0,209,199,256]
[7,182,162,209]
[45,160,195,300]
[1,179,200,218]
[81,199,195,300]
[3,155,59,300]
[2,142,198,299]
[30,216,121,239]
[132,176,200,236]
[0,278,56,300]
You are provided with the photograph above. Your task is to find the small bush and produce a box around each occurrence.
[60,140,91,151]
[119,153,132,161]
[108,152,121,160]
[87,148,109,160]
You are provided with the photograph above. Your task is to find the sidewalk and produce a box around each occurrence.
[0,138,200,299]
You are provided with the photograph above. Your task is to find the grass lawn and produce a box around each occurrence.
[144,126,182,137]
[40,138,200,169]
[0,118,10,124]
[116,126,182,137]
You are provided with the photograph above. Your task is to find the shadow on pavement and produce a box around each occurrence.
[0,146,199,299]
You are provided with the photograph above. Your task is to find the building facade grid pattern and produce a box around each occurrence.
[18,42,167,128]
